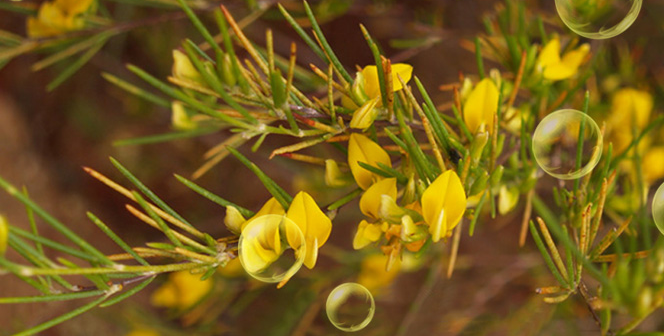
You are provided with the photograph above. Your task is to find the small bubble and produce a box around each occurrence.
[653,183,664,236]
[555,0,642,39]
[326,283,375,332]
[238,215,306,283]
[532,109,602,180]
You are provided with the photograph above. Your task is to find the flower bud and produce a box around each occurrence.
[324,159,349,188]
[172,49,202,83]
[498,185,520,215]
[224,206,245,235]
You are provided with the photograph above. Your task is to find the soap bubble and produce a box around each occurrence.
[326,283,375,332]
[532,109,602,180]
[238,215,306,283]
[653,183,664,236]
[555,0,642,39]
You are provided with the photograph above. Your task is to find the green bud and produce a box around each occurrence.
[402,173,417,205]
[171,101,197,130]
[470,171,490,196]
[490,165,504,188]
[270,68,287,108]
[470,131,489,165]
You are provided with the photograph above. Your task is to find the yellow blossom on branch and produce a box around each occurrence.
[348,63,413,129]
[285,191,332,269]
[348,133,391,190]
[463,78,499,134]
[27,0,95,38]
[150,271,213,310]
[421,170,466,242]
[536,37,590,81]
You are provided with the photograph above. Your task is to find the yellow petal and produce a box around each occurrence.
[287,192,332,246]
[27,16,62,38]
[360,178,397,219]
[379,194,406,223]
[303,238,319,269]
[350,97,380,130]
[348,133,391,190]
[463,78,498,134]
[361,63,413,99]
[391,63,414,92]
[537,38,589,81]
[170,271,213,308]
[242,197,285,231]
[536,38,562,69]
[421,170,466,242]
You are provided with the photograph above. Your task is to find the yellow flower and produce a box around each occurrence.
[360,178,397,220]
[356,253,400,294]
[607,88,654,152]
[348,133,391,190]
[150,271,213,310]
[286,191,332,269]
[361,64,413,99]
[325,159,350,187]
[347,64,413,129]
[353,220,384,249]
[536,38,590,81]
[421,170,466,242]
[463,78,499,134]
[217,257,244,278]
[27,0,94,38]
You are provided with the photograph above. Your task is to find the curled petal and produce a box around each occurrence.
[421,170,466,242]
[224,206,245,235]
[348,133,391,190]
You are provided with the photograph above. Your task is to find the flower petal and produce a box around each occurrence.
[350,97,380,130]
[287,192,332,246]
[360,178,397,219]
[348,133,391,190]
[224,205,245,234]
[536,38,562,69]
[242,197,285,231]
[421,170,466,242]
[463,78,498,134]
[361,63,413,99]
[353,220,383,249]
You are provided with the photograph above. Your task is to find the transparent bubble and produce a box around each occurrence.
[555,0,642,39]
[326,283,375,332]
[238,214,306,283]
[532,109,602,180]
[653,183,664,236]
